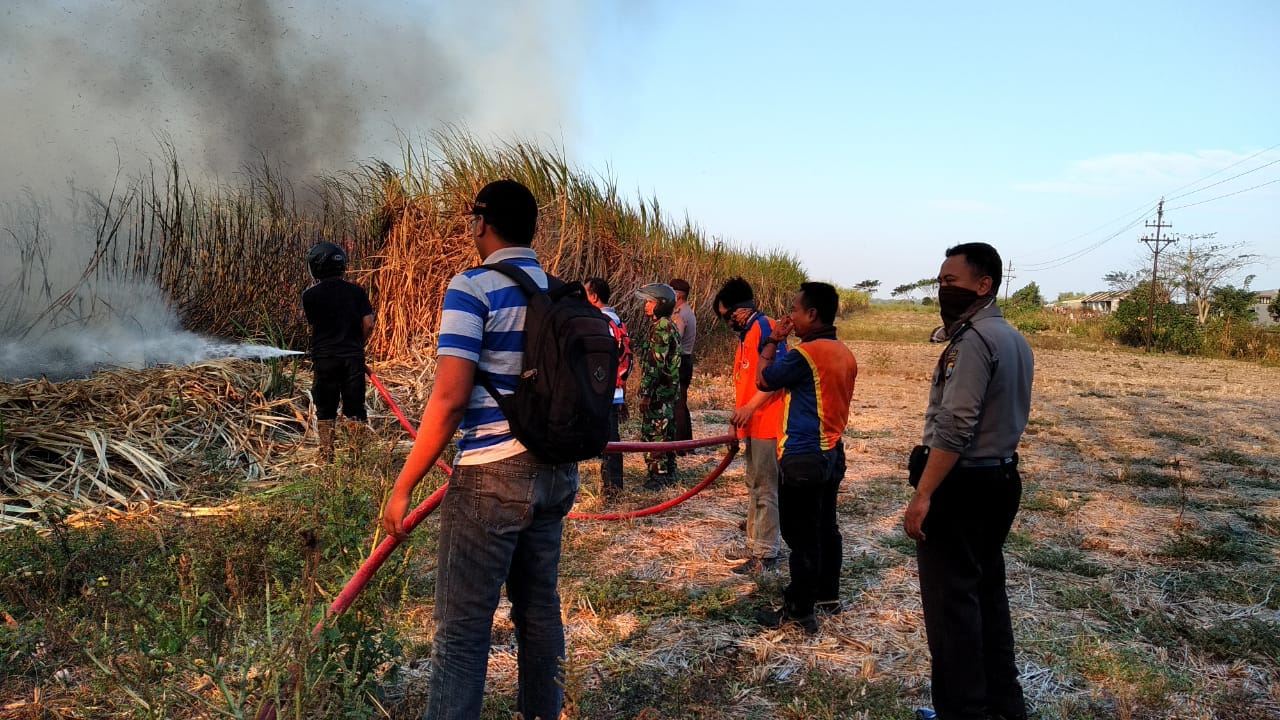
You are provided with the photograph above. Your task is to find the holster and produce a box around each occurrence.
[907,445,930,488]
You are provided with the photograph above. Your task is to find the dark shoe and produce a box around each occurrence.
[815,599,846,616]
[643,473,670,491]
[914,710,937,720]
[731,556,781,575]
[756,605,818,634]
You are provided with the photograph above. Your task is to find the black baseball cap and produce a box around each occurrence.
[471,179,538,245]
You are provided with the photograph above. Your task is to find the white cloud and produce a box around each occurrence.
[1014,149,1268,195]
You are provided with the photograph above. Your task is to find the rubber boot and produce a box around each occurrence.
[317,420,335,463]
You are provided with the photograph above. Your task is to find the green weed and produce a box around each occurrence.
[763,670,917,719]
[1068,637,1190,711]
[1159,569,1280,610]
[878,531,917,556]
[1102,465,1179,488]
[1233,510,1280,537]
[1148,429,1208,446]
[1019,545,1107,577]
[1201,448,1258,466]
[1158,524,1268,563]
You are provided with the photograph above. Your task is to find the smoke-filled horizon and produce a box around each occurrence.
[1,0,584,381]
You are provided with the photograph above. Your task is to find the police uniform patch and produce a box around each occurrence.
[943,345,960,380]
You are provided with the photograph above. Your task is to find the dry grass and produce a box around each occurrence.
[0,360,310,529]
[2,323,1278,718]
[385,331,1278,718]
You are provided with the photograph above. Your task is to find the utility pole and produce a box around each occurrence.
[1139,198,1174,352]
[1003,260,1016,301]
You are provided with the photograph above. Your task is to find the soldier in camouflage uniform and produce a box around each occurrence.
[635,283,682,489]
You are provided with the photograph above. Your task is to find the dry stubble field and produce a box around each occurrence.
[391,320,1280,719]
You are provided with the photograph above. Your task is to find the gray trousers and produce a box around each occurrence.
[743,437,782,559]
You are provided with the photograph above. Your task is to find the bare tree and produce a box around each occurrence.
[1172,236,1259,324]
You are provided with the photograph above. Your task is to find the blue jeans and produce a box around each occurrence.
[425,453,579,720]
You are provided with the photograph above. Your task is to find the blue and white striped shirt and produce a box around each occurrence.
[437,247,547,465]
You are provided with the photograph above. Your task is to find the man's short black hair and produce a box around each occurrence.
[472,179,538,246]
[714,277,754,314]
[799,281,839,325]
[585,277,611,304]
[945,242,1002,297]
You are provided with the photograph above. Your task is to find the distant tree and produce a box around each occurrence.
[854,279,881,293]
[1055,291,1085,302]
[890,277,938,301]
[1103,270,1141,292]
[1209,278,1257,323]
[1009,282,1044,308]
[1171,237,1259,324]
[1271,294,1280,322]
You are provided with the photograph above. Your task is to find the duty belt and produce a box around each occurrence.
[956,455,1017,469]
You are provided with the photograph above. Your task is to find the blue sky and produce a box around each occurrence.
[558,1,1279,298]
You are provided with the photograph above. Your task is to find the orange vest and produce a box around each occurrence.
[734,315,785,440]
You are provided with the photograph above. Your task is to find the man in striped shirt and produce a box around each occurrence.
[382,180,577,720]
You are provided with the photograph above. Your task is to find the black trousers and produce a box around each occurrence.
[777,445,845,615]
[917,463,1025,720]
[312,356,367,421]
[674,354,693,442]
[599,403,624,490]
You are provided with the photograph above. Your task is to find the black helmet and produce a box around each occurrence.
[635,282,676,318]
[307,242,347,279]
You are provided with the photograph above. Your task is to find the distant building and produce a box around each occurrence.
[1254,288,1278,327]
[1075,290,1130,315]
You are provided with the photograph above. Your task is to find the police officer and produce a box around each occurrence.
[635,282,681,489]
[903,243,1034,720]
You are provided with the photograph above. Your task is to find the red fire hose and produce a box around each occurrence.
[257,371,739,719]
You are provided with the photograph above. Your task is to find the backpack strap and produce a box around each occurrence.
[470,261,562,405]
[477,261,564,296]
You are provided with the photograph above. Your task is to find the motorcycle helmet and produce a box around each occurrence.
[307,242,348,279]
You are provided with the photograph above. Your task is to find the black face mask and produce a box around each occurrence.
[938,286,983,329]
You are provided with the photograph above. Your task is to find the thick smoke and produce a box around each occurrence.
[0,0,581,381]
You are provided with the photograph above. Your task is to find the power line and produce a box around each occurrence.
[1014,143,1279,272]
[1161,142,1280,198]
[1166,176,1280,211]
[1017,202,1157,268]
[1019,212,1152,272]
[1165,157,1280,202]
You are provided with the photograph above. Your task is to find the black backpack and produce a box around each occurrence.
[476,263,620,464]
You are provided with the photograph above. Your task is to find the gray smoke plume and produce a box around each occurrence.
[1,0,582,381]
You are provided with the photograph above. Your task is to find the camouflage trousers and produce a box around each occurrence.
[641,398,677,478]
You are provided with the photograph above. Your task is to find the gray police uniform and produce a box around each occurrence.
[918,303,1033,720]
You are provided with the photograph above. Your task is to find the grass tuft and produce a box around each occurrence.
[1158,524,1268,563]
[1019,545,1108,577]
[1200,448,1258,466]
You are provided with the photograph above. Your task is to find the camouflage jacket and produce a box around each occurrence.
[639,316,681,401]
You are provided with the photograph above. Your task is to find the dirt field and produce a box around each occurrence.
[390,337,1280,718]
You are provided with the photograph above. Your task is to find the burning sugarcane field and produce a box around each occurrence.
[3,2,1279,720]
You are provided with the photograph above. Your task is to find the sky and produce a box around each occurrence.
[566,1,1280,298]
[3,0,1278,304]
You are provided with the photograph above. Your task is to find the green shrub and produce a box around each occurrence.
[1107,290,1202,353]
